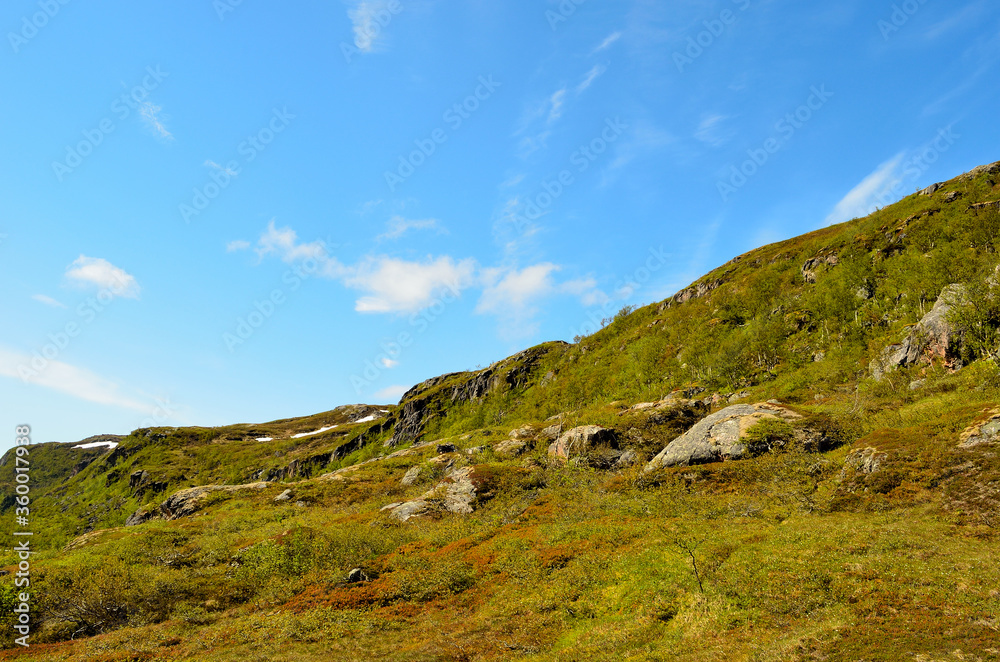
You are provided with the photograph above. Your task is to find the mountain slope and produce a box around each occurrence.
[2,161,1000,661]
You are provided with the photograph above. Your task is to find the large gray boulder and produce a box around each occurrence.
[548,425,617,461]
[959,408,1000,449]
[644,403,800,471]
[871,284,966,379]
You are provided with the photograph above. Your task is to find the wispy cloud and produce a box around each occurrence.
[593,31,622,53]
[694,114,735,147]
[376,216,446,241]
[139,101,172,139]
[577,64,607,94]
[206,160,238,176]
[548,88,567,124]
[825,154,906,225]
[65,256,141,299]
[226,240,251,252]
[32,294,66,309]
[349,0,393,53]
[0,346,154,414]
[374,384,409,402]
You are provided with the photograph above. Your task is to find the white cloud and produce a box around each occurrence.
[374,384,409,402]
[348,255,477,314]
[65,256,140,299]
[32,294,66,309]
[548,88,567,124]
[476,263,559,314]
[825,154,906,226]
[377,216,445,241]
[255,219,341,271]
[593,31,622,53]
[226,240,251,253]
[0,347,153,414]
[139,101,172,139]
[349,1,393,52]
[379,357,399,369]
[577,64,607,94]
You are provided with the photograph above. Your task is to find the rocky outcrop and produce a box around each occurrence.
[157,482,270,521]
[387,343,566,447]
[548,426,618,462]
[381,466,480,522]
[495,439,532,457]
[959,408,1000,449]
[801,253,839,284]
[871,284,966,379]
[400,466,423,486]
[842,447,887,475]
[644,403,800,471]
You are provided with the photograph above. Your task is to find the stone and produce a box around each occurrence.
[920,182,943,195]
[539,424,563,441]
[508,425,537,441]
[959,408,1000,449]
[494,439,530,457]
[273,489,293,502]
[347,568,370,584]
[843,448,886,475]
[381,466,480,522]
[944,191,962,203]
[129,470,150,491]
[159,482,270,520]
[614,449,640,468]
[644,403,801,471]
[548,425,618,462]
[871,284,966,378]
[908,379,926,391]
[401,466,422,486]
[436,443,457,454]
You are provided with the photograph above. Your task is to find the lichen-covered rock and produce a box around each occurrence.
[644,403,800,471]
[959,408,1000,449]
[494,439,531,457]
[159,482,270,520]
[401,465,423,486]
[871,284,966,378]
[843,447,887,475]
[548,425,617,462]
[381,467,480,522]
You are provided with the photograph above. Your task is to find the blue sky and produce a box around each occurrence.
[1,0,998,449]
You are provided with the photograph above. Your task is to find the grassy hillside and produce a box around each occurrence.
[2,162,1000,661]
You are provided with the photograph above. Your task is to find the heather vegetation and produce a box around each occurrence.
[2,163,1000,660]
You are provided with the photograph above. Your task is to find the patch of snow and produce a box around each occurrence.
[380,409,390,413]
[72,441,119,450]
[353,415,377,424]
[291,426,338,439]
[255,437,274,442]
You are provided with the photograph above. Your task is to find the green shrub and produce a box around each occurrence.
[742,418,795,456]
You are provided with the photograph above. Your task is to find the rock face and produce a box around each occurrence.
[158,482,270,521]
[921,182,943,196]
[644,403,800,471]
[801,253,840,284]
[959,408,1000,449]
[548,426,618,462]
[381,466,480,522]
[871,284,966,379]
[843,447,887,475]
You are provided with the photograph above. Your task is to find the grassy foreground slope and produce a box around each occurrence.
[1,162,1000,660]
